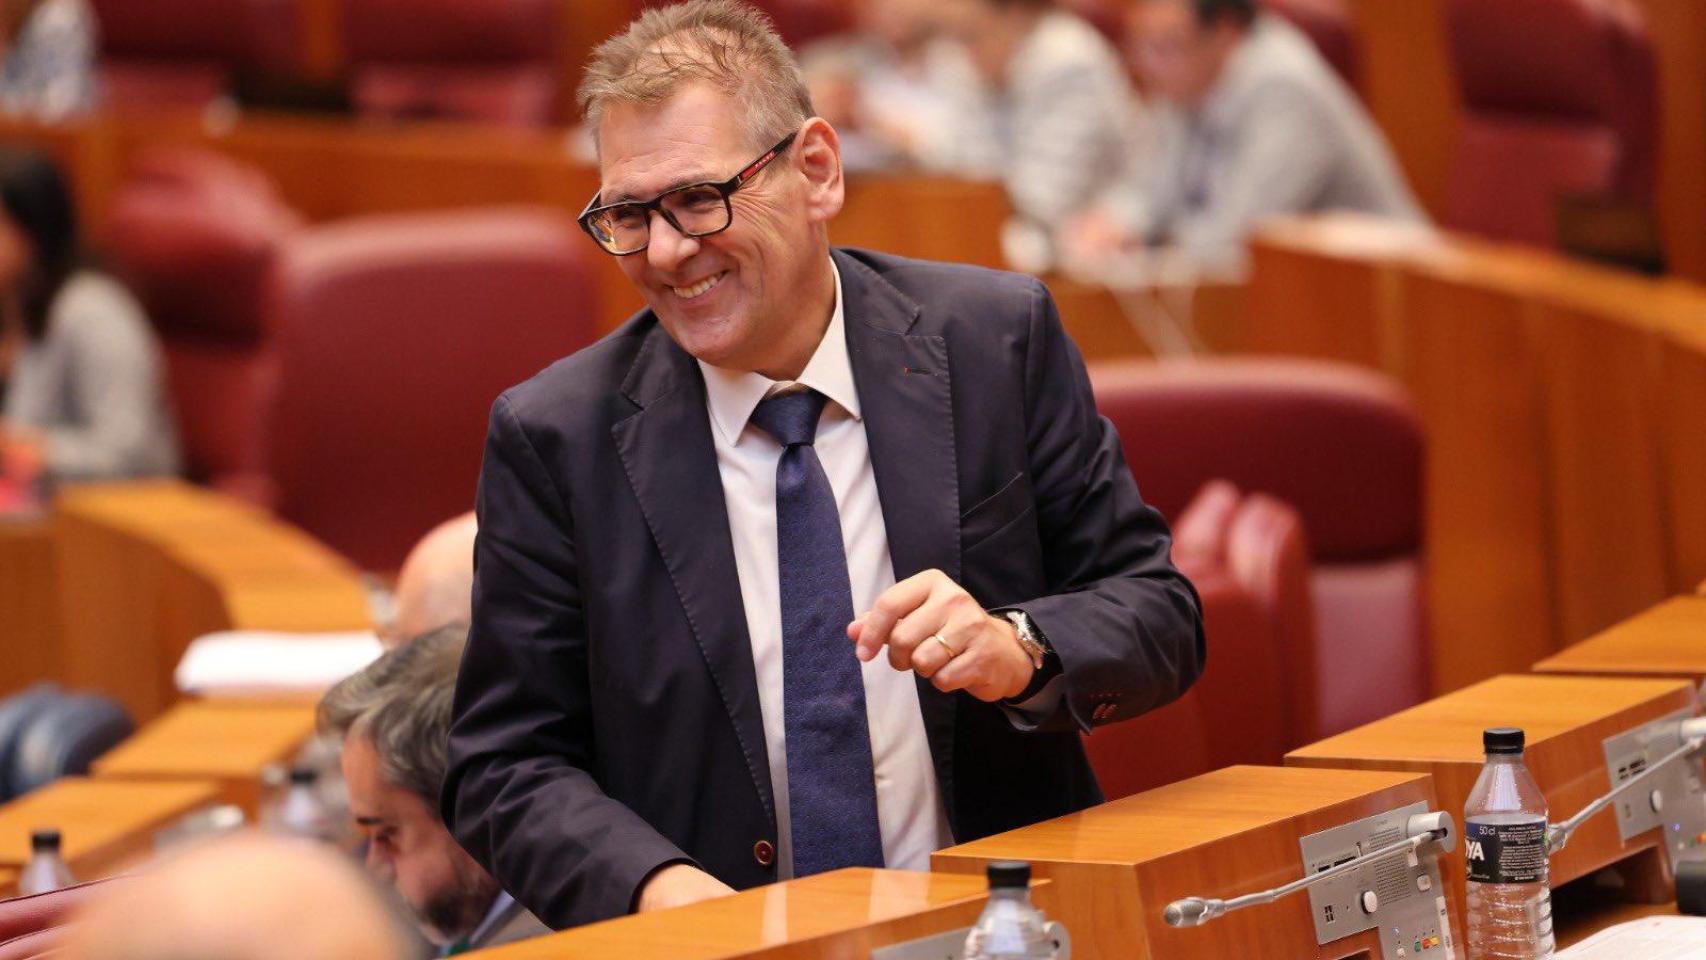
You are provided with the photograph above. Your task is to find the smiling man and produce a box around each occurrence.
[443,0,1204,930]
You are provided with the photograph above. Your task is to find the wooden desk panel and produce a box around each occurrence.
[1533,596,1706,685]
[482,869,1015,960]
[1288,675,1699,918]
[1662,324,1706,594]
[1343,0,1459,219]
[92,701,317,815]
[1631,0,1706,285]
[0,777,220,881]
[0,517,60,696]
[935,766,1452,960]
[54,481,369,722]
[1396,257,1556,689]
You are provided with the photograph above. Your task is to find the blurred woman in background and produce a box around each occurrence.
[0,148,179,483]
[0,0,97,120]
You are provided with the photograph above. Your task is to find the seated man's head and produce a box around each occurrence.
[1131,0,1256,108]
[62,831,412,960]
[319,625,496,946]
[388,511,477,648]
[577,0,845,380]
[936,0,1051,86]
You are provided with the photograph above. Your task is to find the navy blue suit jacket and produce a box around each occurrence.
[443,248,1205,929]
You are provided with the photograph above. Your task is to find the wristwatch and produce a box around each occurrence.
[1002,610,1050,672]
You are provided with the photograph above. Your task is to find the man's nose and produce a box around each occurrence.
[646,211,700,272]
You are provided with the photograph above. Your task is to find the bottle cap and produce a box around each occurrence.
[31,828,60,851]
[987,860,1031,890]
[288,767,319,785]
[1483,727,1525,754]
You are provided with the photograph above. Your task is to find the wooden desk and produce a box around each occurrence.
[0,516,60,696]
[53,480,369,723]
[1288,674,1699,924]
[91,701,318,815]
[935,765,1454,960]
[1664,323,1706,593]
[0,777,220,883]
[480,868,1022,960]
[1533,596,1706,685]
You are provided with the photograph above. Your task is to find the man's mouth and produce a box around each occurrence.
[670,271,727,300]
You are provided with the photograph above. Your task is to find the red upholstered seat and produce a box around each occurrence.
[340,0,559,126]
[90,0,301,108]
[1444,0,1656,247]
[1090,358,1427,747]
[1083,484,1309,799]
[263,208,601,571]
[0,878,123,958]
[103,149,302,501]
[1259,0,1360,89]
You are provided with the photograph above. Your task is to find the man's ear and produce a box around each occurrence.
[795,117,845,225]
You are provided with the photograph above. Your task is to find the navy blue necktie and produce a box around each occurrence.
[748,389,884,876]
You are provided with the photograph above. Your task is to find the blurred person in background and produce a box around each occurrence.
[1063,0,1422,278]
[800,0,975,172]
[0,0,97,120]
[62,831,413,960]
[932,0,1142,266]
[0,147,179,483]
[387,511,477,649]
[320,624,550,953]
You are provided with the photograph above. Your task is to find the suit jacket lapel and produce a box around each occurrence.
[612,323,775,825]
[835,249,962,825]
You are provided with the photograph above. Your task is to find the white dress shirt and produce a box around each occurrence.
[698,261,952,877]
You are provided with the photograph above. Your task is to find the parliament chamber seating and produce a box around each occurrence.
[0,879,121,960]
[1081,483,1310,799]
[340,0,561,126]
[263,207,601,571]
[1090,358,1426,746]
[104,149,304,502]
[89,0,302,109]
[1443,0,1656,247]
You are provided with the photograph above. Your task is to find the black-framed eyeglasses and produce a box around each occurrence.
[577,132,798,256]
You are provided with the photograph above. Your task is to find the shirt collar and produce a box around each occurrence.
[462,889,516,950]
[698,258,860,446]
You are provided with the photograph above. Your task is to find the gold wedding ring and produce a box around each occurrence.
[929,633,959,658]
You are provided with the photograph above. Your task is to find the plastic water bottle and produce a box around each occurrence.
[1464,728,1554,959]
[262,767,336,843]
[964,861,1059,960]
[18,829,74,895]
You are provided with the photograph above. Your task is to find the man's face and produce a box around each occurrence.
[596,83,827,373]
[342,735,496,945]
[1131,0,1237,108]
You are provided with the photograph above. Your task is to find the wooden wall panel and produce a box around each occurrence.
[1661,323,1706,594]
[1343,0,1460,219]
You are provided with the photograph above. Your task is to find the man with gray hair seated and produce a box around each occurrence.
[319,625,550,953]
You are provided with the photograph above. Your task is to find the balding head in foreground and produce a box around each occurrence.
[61,831,411,960]
[389,511,477,647]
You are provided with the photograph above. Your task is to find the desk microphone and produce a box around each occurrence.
[1163,812,1455,928]
[1547,716,1706,855]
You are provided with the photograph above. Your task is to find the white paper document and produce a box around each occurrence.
[175,630,383,696]
[1558,915,1706,959]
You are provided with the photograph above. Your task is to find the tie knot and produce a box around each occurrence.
[749,389,829,447]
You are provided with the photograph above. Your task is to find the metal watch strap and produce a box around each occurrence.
[1003,610,1048,671]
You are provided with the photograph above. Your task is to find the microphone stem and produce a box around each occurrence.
[1220,830,1440,914]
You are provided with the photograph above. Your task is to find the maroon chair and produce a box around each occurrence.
[263,208,601,571]
[1260,0,1360,90]
[102,149,302,502]
[1090,358,1427,746]
[339,0,559,126]
[0,878,124,960]
[1082,482,1310,799]
[1444,0,1656,247]
[90,0,301,108]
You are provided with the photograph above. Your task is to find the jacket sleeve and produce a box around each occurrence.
[1005,278,1206,732]
[442,394,693,929]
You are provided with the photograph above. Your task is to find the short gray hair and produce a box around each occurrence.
[578,0,813,151]
[318,624,467,804]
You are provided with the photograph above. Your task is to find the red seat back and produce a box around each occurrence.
[1444,0,1656,246]
[1090,358,1428,742]
[340,0,559,126]
[91,0,301,108]
[264,208,601,571]
[103,149,301,499]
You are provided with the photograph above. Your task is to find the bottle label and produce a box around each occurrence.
[1464,818,1547,884]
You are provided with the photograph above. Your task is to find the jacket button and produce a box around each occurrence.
[753,840,775,867]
